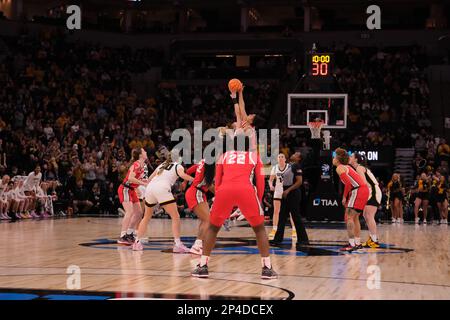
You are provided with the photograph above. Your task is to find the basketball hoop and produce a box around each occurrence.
[307,121,324,139]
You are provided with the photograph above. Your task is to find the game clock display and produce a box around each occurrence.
[306,53,334,78]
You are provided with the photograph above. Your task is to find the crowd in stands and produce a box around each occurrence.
[0,31,448,221]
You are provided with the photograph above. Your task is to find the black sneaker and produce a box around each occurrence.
[126,234,135,244]
[191,264,209,278]
[117,236,129,245]
[339,244,358,252]
[261,266,278,279]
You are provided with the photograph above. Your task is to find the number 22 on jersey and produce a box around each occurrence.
[226,153,246,164]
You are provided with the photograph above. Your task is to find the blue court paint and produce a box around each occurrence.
[0,293,39,300]
[43,294,109,300]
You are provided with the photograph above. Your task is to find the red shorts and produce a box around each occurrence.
[346,186,369,213]
[210,184,264,227]
[185,186,207,210]
[118,185,139,204]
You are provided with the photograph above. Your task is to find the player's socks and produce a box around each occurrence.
[194,239,203,248]
[200,255,209,267]
[355,237,361,245]
[174,238,182,246]
[268,229,276,240]
[370,234,378,242]
[261,256,272,269]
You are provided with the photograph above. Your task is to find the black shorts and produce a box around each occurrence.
[392,192,403,201]
[367,197,380,207]
[436,194,448,203]
[417,192,429,200]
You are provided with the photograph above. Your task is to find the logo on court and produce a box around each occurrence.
[79,237,413,257]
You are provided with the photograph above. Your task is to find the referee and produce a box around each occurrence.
[270,152,310,246]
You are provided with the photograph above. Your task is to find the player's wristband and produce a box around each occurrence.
[232,97,238,104]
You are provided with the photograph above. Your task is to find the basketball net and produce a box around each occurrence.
[307,121,324,139]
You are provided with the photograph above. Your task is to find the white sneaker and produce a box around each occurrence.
[230,208,242,220]
[173,242,190,254]
[423,220,427,225]
[189,245,202,255]
[399,219,404,224]
[392,218,396,223]
[415,218,420,225]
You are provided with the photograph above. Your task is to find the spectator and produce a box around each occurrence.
[72,180,93,214]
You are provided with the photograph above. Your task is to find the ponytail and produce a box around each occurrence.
[157,152,173,175]
[129,148,141,167]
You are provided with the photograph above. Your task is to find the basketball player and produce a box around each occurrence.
[268,153,300,242]
[135,159,151,232]
[387,174,404,223]
[16,179,32,218]
[23,165,43,217]
[3,182,15,219]
[0,175,10,220]
[184,159,215,255]
[117,148,149,245]
[230,85,257,151]
[413,172,431,224]
[11,179,31,219]
[333,148,369,252]
[191,134,278,279]
[436,175,448,225]
[132,152,194,253]
[349,153,381,248]
[36,182,54,217]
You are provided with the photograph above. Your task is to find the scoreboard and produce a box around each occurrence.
[305,53,334,78]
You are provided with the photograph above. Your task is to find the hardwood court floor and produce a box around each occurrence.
[0,217,449,300]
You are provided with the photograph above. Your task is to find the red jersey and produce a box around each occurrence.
[338,165,367,199]
[186,159,209,192]
[215,150,264,201]
[122,161,145,189]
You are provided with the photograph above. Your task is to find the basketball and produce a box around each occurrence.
[228,78,243,92]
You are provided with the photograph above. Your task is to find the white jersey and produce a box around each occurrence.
[23,172,42,192]
[271,164,290,199]
[0,186,7,201]
[145,162,182,205]
[271,164,290,191]
[365,168,379,188]
[149,162,182,188]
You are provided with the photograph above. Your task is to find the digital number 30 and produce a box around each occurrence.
[312,62,328,76]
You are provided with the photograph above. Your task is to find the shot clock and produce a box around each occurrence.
[306,53,334,78]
